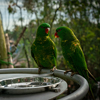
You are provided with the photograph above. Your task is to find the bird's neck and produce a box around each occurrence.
[61,33,79,42]
[35,36,49,43]
[36,36,49,39]
[61,38,79,44]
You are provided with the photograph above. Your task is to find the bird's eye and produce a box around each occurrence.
[57,29,61,32]
[41,26,44,28]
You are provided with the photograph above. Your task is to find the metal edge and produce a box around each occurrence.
[53,70,89,100]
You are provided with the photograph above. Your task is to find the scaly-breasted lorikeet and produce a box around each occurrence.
[31,23,57,74]
[54,26,97,100]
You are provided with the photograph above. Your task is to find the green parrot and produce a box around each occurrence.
[54,26,97,100]
[31,23,57,74]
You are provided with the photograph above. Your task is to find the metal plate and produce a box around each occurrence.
[0,68,89,100]
[0,76,62,94]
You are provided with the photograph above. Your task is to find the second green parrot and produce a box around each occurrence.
[55,26,97,100]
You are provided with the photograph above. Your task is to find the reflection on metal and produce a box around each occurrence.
[0,68,89,100]
[0,76,62,94]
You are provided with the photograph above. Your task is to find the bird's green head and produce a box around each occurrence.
[55,26,75,40]
[37,23,50,37]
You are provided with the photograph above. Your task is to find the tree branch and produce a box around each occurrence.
[11,26,27,53]
[23,38,30,68]
[5,33,14,68]
[15,27,27,47]
[50,0,62,35]
[34,11,39,27]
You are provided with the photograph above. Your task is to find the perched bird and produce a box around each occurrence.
[54,26,97,100]
[31,23,57,74]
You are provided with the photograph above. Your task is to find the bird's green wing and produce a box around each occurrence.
[52,41,57,59]
[64,42,88,79]
[31,43,42,67]
[31,43,36,62]
[46,38,57,67]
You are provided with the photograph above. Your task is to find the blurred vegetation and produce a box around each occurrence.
[1,0,100,99]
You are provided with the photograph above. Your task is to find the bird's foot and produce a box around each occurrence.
[50,66,57,72]
[64,70,78,76]
[71,72,78,76]
[38,67,42,74]
[64,69,72,74]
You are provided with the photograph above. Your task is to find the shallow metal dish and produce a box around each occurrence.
[0,76,62,94]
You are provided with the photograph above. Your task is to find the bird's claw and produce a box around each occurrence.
[50,66,57,72]
[64,69,78,76]
[71,72,78,76]
[64,69,72,74]
[38,67,42,74]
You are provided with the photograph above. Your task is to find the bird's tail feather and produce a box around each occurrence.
[87,69,97,83]
[88,83,95,100]
[80,69,95,100]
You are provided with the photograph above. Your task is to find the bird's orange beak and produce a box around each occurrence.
[54,32,59,38]
[45,28,50,34]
